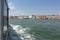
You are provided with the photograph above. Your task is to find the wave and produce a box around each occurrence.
[9,24,35,40]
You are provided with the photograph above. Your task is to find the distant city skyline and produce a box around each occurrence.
[8,0,60,16]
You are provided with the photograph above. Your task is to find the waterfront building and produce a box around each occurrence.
[36,15,46,19]
[31,15,36,19]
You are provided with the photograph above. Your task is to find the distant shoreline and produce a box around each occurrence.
[8,15,60,19]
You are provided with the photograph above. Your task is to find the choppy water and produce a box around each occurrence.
[9,19,60,40]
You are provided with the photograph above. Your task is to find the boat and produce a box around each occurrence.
[0,0,9,40]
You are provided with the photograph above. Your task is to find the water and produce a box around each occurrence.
[9,19,60,40]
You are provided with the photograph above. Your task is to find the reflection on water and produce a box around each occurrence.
[9,19,60,40]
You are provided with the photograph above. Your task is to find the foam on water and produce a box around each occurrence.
[9,24,35,40]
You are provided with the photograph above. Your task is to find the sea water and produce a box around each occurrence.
[9,19,60,40]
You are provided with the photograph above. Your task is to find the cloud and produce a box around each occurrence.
[8,2,15,10]
[13,11,27,16]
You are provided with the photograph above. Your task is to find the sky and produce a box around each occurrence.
[8,0,60,16]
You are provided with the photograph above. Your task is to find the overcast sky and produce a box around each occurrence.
[8,0,60,16]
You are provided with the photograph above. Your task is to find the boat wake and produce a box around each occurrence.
[9,24,35,40]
